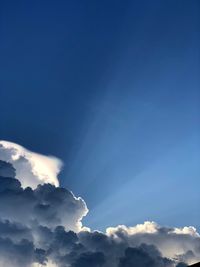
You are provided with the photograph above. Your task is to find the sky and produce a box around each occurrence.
[0,0,200,234]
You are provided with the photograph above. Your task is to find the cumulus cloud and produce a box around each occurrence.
[106,222,200,261]
[0,141,199,267]
[0,141,62,188]
[0,175,88,232]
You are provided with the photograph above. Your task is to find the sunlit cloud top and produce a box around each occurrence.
[0,140,62,189]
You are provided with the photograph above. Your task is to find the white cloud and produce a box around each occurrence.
[105,221,200,265]
[106,221,158,236]
[0,140,62,189]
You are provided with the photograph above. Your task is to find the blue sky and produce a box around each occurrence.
[0,0,199,230]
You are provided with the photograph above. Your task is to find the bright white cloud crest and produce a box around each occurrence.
[0,140,62,189]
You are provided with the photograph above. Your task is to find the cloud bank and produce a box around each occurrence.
[0,141,199,267]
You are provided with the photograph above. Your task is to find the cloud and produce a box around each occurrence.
[0,236,46,267]
[118,245,173,267]
[0,160,16,178]
[0,141,199,267]
[78,226,200,267]
[0,141,62,189]
[106,222,200,261]
[0,176,88,232]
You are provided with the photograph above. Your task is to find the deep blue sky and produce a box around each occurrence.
[0,0,199,230]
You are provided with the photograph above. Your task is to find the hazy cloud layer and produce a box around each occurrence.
[0,141,199,267]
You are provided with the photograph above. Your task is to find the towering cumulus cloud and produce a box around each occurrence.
[0,141,199,267]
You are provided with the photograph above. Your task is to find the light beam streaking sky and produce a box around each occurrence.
[0,0,199,231]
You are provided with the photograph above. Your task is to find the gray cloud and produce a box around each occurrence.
[0,152,199,267]
[118,245,173,267]
[72,252,106,267]
[0,234,46,267]
[0,175,88,232]
[0,160,16,178]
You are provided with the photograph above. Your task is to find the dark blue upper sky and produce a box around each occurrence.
[0,0,199,230]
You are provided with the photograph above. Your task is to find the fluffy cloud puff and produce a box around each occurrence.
[0,141,62,188]
[106,222,200,262]
[0,141,199,267]
[0,162,88,232]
